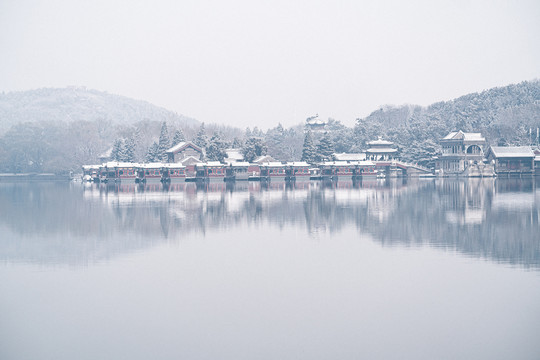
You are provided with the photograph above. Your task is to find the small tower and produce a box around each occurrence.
[366,137,397,161]
[305,114,326,132]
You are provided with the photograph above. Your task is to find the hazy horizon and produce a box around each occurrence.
[1,0,539,128]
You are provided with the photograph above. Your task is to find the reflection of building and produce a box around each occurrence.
[166,141,204,163]
[439,179,494,225]
[365,137,397,161]
[535,149,540,175]
[485,146,535,176]
[438,131,493,177]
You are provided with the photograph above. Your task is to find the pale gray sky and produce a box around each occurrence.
[1,0,539,128]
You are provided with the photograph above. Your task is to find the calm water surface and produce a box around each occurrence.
[1,178,539,360]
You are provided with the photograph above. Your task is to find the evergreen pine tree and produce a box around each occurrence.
[125,137,136,162]
[301,130,317,164]
[133,127,144,162]
[158,122,170,162]
[146,142,160,162]
[193,123,208,149]
[316,132,335,162]
[172,129,186,146]
[232,137,243,148]
[111,138,124,162]
[242,137,267,163]
[206,132,227,162]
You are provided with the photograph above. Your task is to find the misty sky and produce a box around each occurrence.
[1,0,539,128]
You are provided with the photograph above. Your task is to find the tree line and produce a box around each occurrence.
[0,80,538,174]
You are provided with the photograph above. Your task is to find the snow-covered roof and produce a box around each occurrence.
[104,161,138,168]
[166,141,203,154]
[358,160,375,166]
[225,148,244,161]
[162,163,186,168]
[254,155,276,163]
[82,165,101,170]
[206,161,224,167]
[489,146,535,158]
[442,131,485,142]
[225,161,250,167]
[320,160,375,166]
[287,162,310,167]
[138,162,164,169]
[306,114,325,125]
[367,137,394,146]
[333,153,367,161]
[366,148,398,153]
[260,162,286,167]
[180,156,203,165]
[196,161,223,168]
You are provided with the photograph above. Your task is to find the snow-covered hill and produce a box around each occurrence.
[0,87,198,133]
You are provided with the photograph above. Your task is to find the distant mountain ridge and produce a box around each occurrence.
[0,87,198,133]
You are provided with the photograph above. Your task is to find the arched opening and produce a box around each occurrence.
[466,145,482,155]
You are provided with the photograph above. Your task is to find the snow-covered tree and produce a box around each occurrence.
[172,129,185,146]
[242,137,267,162]
[301,130,317,164]
[316,132,335,162]
[158,122,170,162]
[111,138,125,162]
[206,132,228,162]
[193,123,208,149]
[146,141,160,162]
[124,137,136,162]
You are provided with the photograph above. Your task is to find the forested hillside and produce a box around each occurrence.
[354,80,540,165]
[0,81,538,174]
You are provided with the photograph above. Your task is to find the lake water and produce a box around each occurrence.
[1,178,539,360]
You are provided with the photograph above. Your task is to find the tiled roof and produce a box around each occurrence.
[139,162,164,168]
[442,131,485,141]
[166,141,202,154]
[104,162,139,167]
[366,148,398,153]
[254,155,276,163]
[367,137,393,146]
[489,146,535,158]
[286,162,310,167]
[333,153,367,161]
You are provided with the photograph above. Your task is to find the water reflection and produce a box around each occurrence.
[0,178,538,268]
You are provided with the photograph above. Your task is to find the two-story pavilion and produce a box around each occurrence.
[438,131,486,174]
[365,137,397,161]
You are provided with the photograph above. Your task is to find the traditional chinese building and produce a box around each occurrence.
[485,146,535,176]
[365,137,397,161]
[305,114,326,132]
[438,131,487,175]
[166,141,204,163]
[253,155,277,164]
